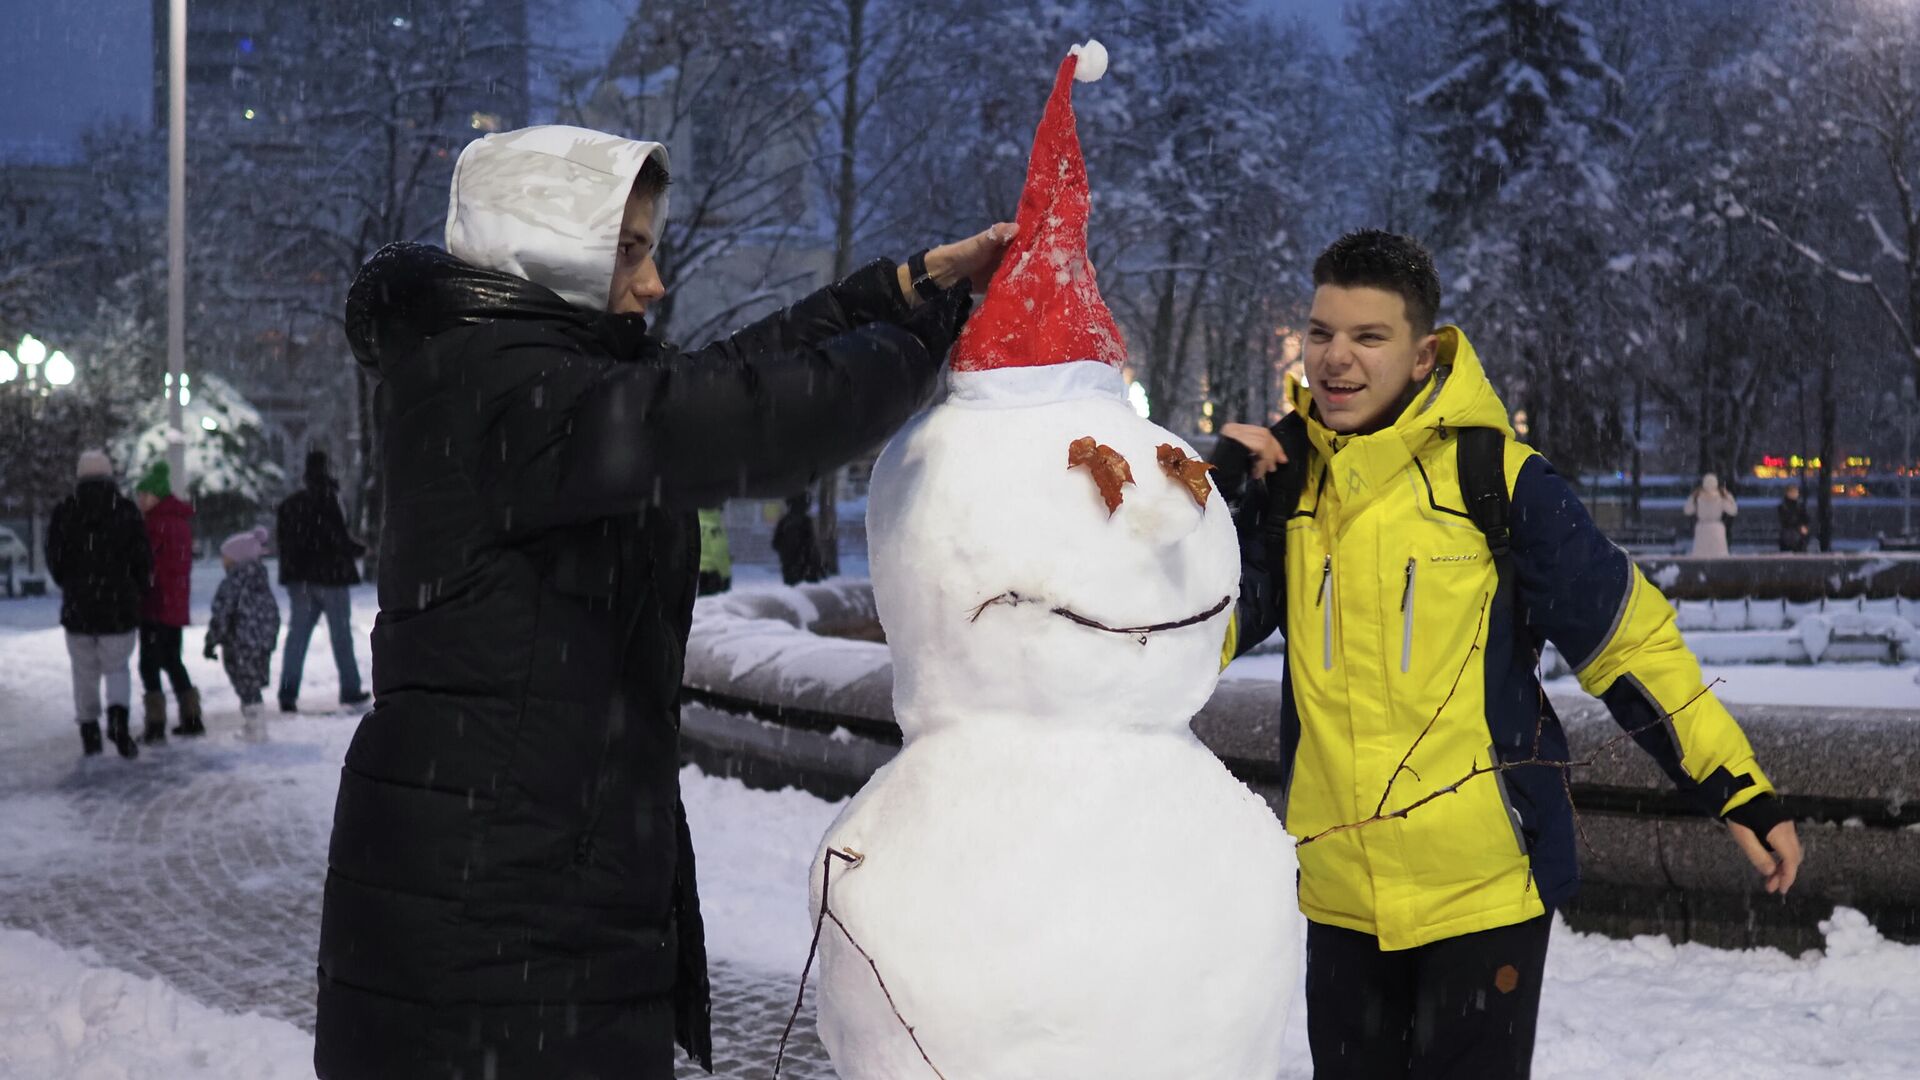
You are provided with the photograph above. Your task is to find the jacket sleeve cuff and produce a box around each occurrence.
[833,258,916,327]
[1207,437,1254,504]
[1723,792,1789,842]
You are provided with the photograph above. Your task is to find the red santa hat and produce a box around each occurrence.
[950,40,1124,373]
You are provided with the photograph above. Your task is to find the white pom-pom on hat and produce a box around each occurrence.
[1071,39,1108,83]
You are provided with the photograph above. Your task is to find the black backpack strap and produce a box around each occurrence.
[1457,427,1530,653]
[1457,427,1511,559]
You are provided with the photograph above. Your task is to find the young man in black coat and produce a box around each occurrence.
[46,450,152,758]
[314,125,1011,1080]
[274,449,368,711]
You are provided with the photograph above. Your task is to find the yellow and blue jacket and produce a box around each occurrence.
[1220,327,1782,950]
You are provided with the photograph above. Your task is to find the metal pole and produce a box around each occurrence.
[166,0,188,495]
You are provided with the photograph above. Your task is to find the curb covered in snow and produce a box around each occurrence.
[683,581,1920,953]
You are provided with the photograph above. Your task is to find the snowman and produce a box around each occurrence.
[806,41,1302,1079]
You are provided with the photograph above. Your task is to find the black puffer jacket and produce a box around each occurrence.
[315,242,963,1079]
[45,478,151,636]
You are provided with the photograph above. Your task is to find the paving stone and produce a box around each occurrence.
[0,717,842,1079]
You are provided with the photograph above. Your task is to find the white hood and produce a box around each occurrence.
[445,125,669,311]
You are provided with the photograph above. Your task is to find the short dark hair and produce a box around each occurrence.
[630,154,671,203]
[1312,230,1441,335]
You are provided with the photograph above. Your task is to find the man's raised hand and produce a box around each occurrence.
[1218,422,1289,482]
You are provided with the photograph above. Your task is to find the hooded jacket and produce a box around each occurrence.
[46,478,151,636]
[1222,327,1779,950]
[313,126,963,1079]
[139,494,194,627]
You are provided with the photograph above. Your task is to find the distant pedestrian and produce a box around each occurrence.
[274,451,368,712]
[1684,473,1738,557]
[207,526,281,740]
[45,450,151,758]
[1777,484,1811,553]
[772,492,825,586]
[697,507,732,595]
[134,460,201,740]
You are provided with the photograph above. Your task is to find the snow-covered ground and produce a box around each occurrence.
[2,562,1919,1077]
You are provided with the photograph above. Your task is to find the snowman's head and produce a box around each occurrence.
[867,362,1238,735]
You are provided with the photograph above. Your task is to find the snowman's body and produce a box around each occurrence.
[812,363,1302,1079]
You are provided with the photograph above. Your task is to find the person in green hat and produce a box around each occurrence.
[134,459,202,741]
[696,507,732,595]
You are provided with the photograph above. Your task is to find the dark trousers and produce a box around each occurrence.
[138,623,196,695]
[1306,914,1551,1080]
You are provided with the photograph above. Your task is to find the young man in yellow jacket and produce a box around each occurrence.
[1212,231,1802,1079]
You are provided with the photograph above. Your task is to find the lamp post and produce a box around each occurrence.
[0,333,79,581]
[167,0,189,495]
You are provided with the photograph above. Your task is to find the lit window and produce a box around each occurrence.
[244,108,256,120]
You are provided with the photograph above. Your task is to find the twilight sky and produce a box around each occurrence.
[0,0,1351,156]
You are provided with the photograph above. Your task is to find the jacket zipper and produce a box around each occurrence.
[1400,558,1416,673]
[1316,554,1334,670]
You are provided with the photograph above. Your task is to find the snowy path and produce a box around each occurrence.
[2,564,1918,1077]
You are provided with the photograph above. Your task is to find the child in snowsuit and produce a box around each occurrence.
[206,526,281,740]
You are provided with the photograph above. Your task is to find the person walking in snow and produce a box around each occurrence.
[46,450,151,759]
[133,460,201,741]
[1685,472,1738,557]
[273,450,368,712]
[772,492,826,586]
[313,123,1013,1080]
[1211,231,1801,1080]
[1777,483,1811,553]
[205,526,281,741]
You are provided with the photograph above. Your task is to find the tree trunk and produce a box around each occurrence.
[1630,373,1644,525]
[1816,353,1837,553]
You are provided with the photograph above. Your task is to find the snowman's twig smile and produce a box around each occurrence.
[969,591,1232,641]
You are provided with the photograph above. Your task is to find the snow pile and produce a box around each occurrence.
[679,765,845,973]
[687,584,891,700]
[1796,611,1917,663]
[1537,908,1920,1079]
[0,928,313,1080]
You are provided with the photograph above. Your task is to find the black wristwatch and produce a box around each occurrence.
[906,249,945,301]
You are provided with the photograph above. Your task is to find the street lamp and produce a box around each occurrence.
[1,333,79,583]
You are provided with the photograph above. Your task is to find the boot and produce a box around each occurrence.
[79,721,103,756]
[240,702,267,742]
[105,705,139,759]
[142,709,168,745]
[143,691,168,739]
[173,687,205,737]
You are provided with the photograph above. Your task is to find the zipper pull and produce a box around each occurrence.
[1316,555,1333,607]
[1401,557,1415,612]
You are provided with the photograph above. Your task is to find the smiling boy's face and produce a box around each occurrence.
[1302,285,1439,434]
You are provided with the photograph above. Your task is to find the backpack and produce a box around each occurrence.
[1262,413,1521,639]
